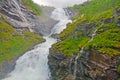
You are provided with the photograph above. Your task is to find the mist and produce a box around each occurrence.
[32,0,87,8]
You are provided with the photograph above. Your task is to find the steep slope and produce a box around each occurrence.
[48,0,120,80]
[0,0,46,79]
[0,0,40,29]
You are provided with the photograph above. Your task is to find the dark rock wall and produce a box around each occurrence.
[49,48,120,80]
[48,8,120,80]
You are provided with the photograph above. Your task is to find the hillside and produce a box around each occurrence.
[0,0,45,78]
[48,0,120,80]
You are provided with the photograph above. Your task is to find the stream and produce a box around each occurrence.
[2,0,87,80]
[73,29,98,80]
[3,8,71,80]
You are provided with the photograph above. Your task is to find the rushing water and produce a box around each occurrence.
[50,8,72,34]
[11,0,27,22]
[73,29,98,80]
[3,37,56,80]
[3,8,71,80]
[2,0,87,80]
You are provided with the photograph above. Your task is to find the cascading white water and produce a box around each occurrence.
[50,8,72,34]
[12,0,27,22]
[73,29,98,80]
[3,8,71,80]
[11,0,34,32]
[89,29,98,42]
[3,37,57,80]
[73,47,84,80]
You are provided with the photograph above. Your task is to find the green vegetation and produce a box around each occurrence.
[22,0,42,15]
[73,0,120,20]
[60,17,86,39]
[53,36,89,56]
[85,28,120,56]
[117,65,120,73]
[0,0,44,65]
[52,0,120,57]
[0,19,44,65]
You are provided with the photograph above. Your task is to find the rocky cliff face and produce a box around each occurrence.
[0,0,56,35]
[48,1,120,80]
[0,0,34,29]
[33,6,57,36]
[0,0,56,79]
[49,49,120,80]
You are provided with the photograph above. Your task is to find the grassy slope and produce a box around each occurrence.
[52,0,120,74]
[0,0,44,64]
[0,18,44,64]
[0,0,43,65]
[52,0,120,57]
[53,36,89,56]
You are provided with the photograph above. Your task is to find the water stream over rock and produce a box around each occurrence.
[2,0,88,80]
[2,8,71,80]
[11,0,27,22]
[73,29,98,80]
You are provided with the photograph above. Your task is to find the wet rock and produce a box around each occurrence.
[0,55,20,79]
[117,18,120,27]
[0,64,12,79]
[48,48,120,80]
[104,18,114,24]
[66,7,79,19]
[48,49,72,80]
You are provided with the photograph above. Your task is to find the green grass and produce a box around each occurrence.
[73,0,120,19]
[22,0,42,15]
[59,17,86,39]
[52,0,120,57]
[53,36,89,56]
[0,0,43,65]
[85,28,120,56]
[0,20,44,65]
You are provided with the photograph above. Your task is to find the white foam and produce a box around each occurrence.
[2,0,88,79]
[3,8,72,80]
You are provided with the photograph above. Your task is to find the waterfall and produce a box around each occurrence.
[50,8,72,35]
[2,8,71,80]
[89,29,98,42]
[73,29,98,80]
[73,47,84,80]
[11,0,27,22]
